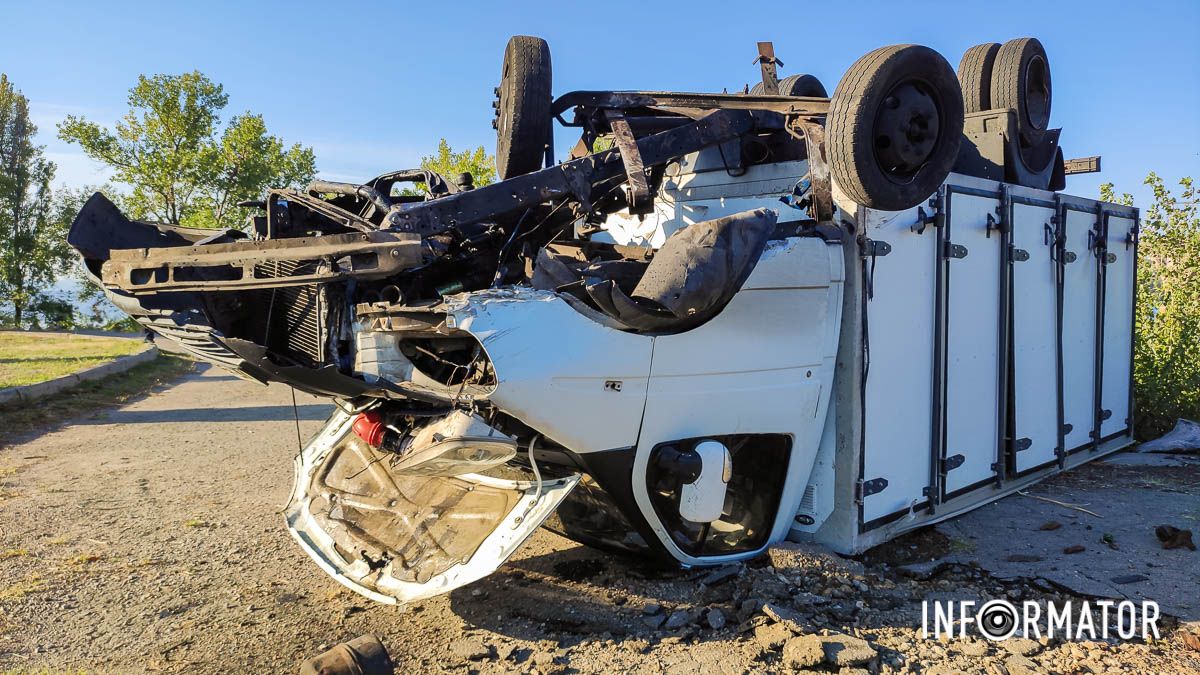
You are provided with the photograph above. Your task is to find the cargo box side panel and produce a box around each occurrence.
[1101,214,1136,439]
[943,193,1003,496]
[1062,208,1099,452]
[1011,202,1060,472]
[861,207,937,524]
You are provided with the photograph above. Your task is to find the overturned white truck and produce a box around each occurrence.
[69,37,1136,603]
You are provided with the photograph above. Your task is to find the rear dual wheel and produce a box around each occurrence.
[827,44,964,212]
[958,38,1053,142]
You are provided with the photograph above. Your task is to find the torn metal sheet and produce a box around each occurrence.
[285,410,579,604]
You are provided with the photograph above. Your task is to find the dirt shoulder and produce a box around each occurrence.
[0,366,1196,673]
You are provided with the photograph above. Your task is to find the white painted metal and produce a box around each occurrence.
[943,193,1004,494]
[860,205,937,523]
[1011,202,1061,472]
[1061,208,1099,451]
[1102,214,1137,438]
[679,440,732,523]
[445,289,653,455]
[633,236,844,563]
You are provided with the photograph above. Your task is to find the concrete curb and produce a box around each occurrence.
[0,345,159,406]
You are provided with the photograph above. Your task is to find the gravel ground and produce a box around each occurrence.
[0,365,1197,673]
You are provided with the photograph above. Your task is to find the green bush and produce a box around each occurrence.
[1103,174,1200,440]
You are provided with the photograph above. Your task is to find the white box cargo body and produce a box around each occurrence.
[789,173,1138,553]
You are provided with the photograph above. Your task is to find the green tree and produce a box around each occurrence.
[404,139,496,195]
[1102,174,1200,439]
[0,74,74,327]
[58,71,315,229]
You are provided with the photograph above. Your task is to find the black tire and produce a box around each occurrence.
[779,73,828,97]
[990,38,1052,139]
[827,44,964,212]
[749,74,827,97]
[957,42,1000,113]
[495,36,552,180]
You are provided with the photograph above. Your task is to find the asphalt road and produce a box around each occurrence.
[0,364,1196,674]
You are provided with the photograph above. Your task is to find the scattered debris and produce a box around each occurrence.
[1019,492,1102,517]
[1038,521,1062,531]
[298,634,394,675]
[1137,418,1200,454]
[1101,533,1119,550]
[663,609,691,630]
[1063,544,1086,554]
[1155,524,1197,551]
[704,607,726,630]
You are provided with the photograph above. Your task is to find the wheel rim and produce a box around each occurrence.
[872,80,942,182]
[1023,55,1050,130]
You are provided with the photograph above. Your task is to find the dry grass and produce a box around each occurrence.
[0,332,147,388]
[0,574,45,602]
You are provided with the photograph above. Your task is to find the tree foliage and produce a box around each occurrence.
[1103,174,1200,439]
[58,71,315,229]
[0,74,74,327]
[401,139,496,195]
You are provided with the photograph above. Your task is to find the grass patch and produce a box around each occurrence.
[948,537,977,553]
[183,518,212,528]
[0,332,147,388]
[0,574,45,602]
[0,549,29,559]
[0,355,194,447]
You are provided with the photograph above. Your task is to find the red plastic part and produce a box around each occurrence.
[352,410,387,447]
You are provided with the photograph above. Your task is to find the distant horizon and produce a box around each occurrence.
[3,1,1197,211]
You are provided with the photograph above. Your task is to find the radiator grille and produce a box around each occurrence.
[252,261,327,367]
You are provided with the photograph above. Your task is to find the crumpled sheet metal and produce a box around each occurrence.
[584,208,777,332]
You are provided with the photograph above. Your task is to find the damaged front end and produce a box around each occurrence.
[286,409,578,603]
[70,36,857,603]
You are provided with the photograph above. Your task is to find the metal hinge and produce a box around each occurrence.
[1010,247,1030,262]
[855,477,889,504]
[861,239,892,258]
[942,454,965,472]
[1126,224,1139,250]
[1013,437,1033,452]
[1062,251,1078,264]
[1104,252,1117,264]
[943,242,968,259]
[912,206,942,234]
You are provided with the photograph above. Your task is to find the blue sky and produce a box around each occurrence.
[1,0,1197,208]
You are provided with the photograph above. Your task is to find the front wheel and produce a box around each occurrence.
[827,44,964,212]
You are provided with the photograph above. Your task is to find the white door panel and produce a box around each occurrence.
[1061,209,1099,451]
[1101,215,1136,438]
[943,193,1003,494]
[1011,203,1060,472]
[861,207,937,522]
